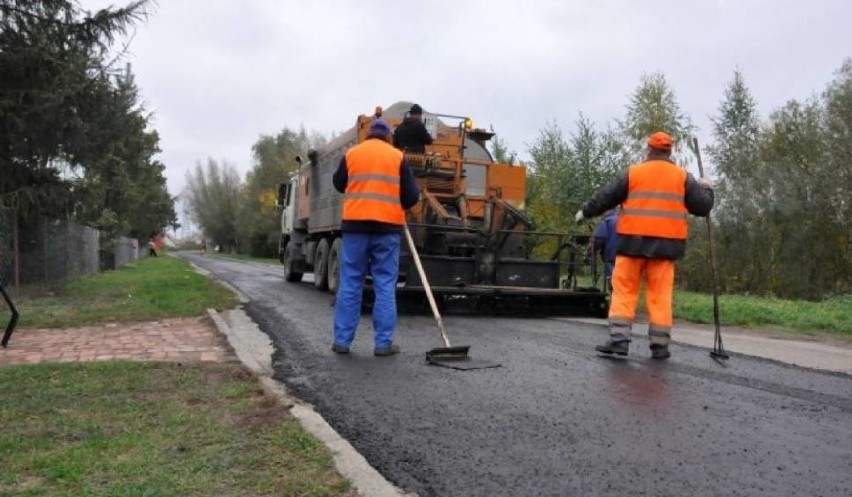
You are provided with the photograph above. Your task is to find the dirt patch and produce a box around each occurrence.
[199,364,254,385]
[13,476,46,492]
[197,364,291,433]
[236,394,290,433]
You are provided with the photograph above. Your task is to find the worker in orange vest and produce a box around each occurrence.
[575,132,714,359]
[331,118,420,357]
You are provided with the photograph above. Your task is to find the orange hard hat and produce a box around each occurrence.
[648,132,673,149]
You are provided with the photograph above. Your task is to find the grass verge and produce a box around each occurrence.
[13,256,239,329]
[673,291,851,337]
[211,252,280,266]
[0,361,352,497]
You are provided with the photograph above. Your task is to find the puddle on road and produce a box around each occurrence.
[603,360,674,414]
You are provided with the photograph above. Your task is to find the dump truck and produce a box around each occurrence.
[277,102,607,316]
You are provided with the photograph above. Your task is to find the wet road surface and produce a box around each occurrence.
[182,253,852,497]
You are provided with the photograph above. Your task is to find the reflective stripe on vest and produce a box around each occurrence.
[617,159,688,240]
[343,139,405,225]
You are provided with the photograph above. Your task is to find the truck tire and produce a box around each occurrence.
[328,237,342,294]
[314,238,330,291]
[282,239,303,283]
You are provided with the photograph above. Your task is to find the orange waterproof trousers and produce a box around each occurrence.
[608,255,675,346]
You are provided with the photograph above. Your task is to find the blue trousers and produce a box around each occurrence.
[333,232,400,349]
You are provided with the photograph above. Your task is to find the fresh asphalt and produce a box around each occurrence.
[180,253,852,497]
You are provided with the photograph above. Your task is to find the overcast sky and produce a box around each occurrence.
[81,0,850,201]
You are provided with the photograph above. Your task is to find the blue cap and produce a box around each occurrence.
[369,118,391,136]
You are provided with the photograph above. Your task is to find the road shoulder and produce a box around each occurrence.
[563,317,852,375]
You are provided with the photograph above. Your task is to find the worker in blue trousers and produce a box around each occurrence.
[331,118,420,356]
[591,209,619,293]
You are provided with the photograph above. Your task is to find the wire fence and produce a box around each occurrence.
[0,210,146,298]
[110,236,148,271]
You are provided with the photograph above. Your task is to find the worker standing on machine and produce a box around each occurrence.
[331,118,420,357]
[576,132,714,360]
[392,103,433,154]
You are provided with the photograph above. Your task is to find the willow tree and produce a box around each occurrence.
[238,127,326,257]
[185,159,242,253]
[822,59,852,295]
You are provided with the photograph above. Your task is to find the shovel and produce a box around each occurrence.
[402,224,499,370]
[692,137,729,363]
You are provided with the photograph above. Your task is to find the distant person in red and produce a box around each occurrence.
[200,239,207,256]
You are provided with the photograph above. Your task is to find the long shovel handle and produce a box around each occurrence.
[692,137,726,356]
[403,224,452,348]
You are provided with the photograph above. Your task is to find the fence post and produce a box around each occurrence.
[13,210,19,296]
[43,216,48,289]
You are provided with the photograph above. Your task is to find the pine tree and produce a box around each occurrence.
[0,0,149,213]
[489,132,518,165]
[703,70,770,292]
[526,116,629,234]
[621,72,694,164]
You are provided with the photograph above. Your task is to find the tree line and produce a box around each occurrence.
[184,128,325,256]
[520,62,851,301]
[186,63,850,302]
[1,0,176,247]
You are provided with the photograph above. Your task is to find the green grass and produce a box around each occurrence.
[538,271,851,338]
[14,256,239,329]
[0,361,352,497]
[673,291,852,337]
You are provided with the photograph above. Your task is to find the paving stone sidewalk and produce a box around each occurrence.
[0,316,235,365]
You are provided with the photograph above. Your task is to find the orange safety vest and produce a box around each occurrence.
[343,139,405,225]
[618,159,688,240]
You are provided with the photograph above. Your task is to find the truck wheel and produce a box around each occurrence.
[314,238,330,291]
[328,237,342,294]
[282,240,303,283]
[278,235,288,265]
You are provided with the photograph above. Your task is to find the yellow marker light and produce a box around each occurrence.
[464,118,474,130]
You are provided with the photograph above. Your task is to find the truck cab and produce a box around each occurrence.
[278,172,298,237]
[277,170,301,279]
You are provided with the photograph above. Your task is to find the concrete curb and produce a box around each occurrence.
[207,307,415,497]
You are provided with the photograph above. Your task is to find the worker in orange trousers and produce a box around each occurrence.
[575,132,714,359]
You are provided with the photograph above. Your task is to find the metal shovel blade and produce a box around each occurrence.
[710,349,730,363]
[426,345,470,361]
[426,346,501,370]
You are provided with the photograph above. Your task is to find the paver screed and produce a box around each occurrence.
[0,316,235,365]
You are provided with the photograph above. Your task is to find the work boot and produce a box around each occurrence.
[374,344,400,357]
[650,344,671,360]
[331,343,350,354]
[595,340,629,356]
